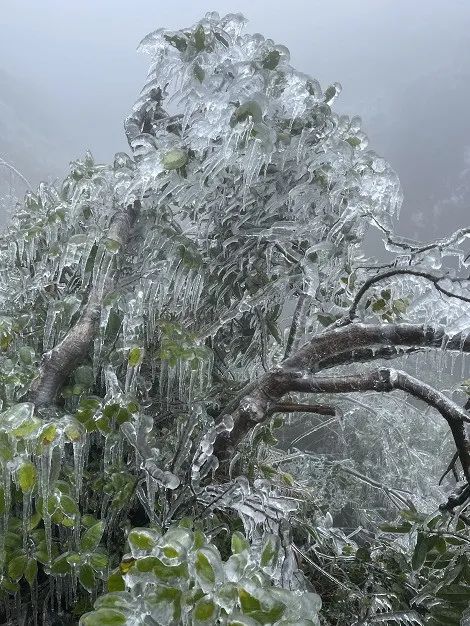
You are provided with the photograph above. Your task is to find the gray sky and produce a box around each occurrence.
[1,0,469,240]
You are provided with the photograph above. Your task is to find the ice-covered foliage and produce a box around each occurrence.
[80,524,321,625]
[0,10,469,626]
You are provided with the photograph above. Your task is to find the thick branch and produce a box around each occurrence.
[214,322,470,467]
[290,369,470,484]
[28,201,140,407]
[266,403,336,417]
[317,345,419,371]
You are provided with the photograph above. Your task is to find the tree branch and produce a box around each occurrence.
[296,370,470,483]
[288,368,470,483]
[348,268,470,321]
[214,322,470,472]
[266,402,336,417]
[28,200,140,407]
[317,345,420,371]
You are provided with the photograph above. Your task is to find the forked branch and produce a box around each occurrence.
[214,322,470,481]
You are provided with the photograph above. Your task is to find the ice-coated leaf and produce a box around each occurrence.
[79,563,96,593]
[127,346,143,367]
[128,528,158,554]
[17,460,37,492]
[79,609,126,626]
[194,547,224,592]
[24,558,38,586]
[162,149,188,170]
[8,554,28,580]
[412,533,429,571]
[80,521,105,553]
[50,553,73,575]
[107,570,126,592]
[231,531,250,555]
[193,597,218,623]
[260,534,281,570]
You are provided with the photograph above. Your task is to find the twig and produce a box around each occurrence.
[438,451,459,486]
[348,268,470,321]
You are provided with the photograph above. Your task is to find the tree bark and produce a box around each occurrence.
[28,200,139,407]
[214,322,470,467]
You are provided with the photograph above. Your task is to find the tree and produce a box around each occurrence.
[0,11,470,626]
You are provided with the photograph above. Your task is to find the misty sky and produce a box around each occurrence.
[1,0,469,241]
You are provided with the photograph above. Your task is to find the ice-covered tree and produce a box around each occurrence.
[1,12,470,626]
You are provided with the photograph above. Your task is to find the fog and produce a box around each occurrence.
[1,0,469,240]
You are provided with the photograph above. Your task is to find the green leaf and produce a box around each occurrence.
[193,63,205,82]
[162,149,188,171]
[239,588,262,612]
[380,522,412,533]
[1,578,20,594]
[50,553,72,575]
[346,137,361,148]
[128,528,156,552]
[8,554,28,580]
[40,423,57,445]
[412,532,430,571]
[194,25,205,51]
[262,50,281,70]
[231,531,250,555]
[324,85,337,103]
[18,346,35,364]
[195,551,215,585]
[193,597,217,621]
[80,609,126,626]
[231,101,263,126]
[79,563,95,593]
[128,347,143,367]
[107,570,126,592]
[17,460,37,492]
[372,298,386,312]
[24,558,38,586]
[89,552,109,570]
[80,521,104,552]
[0,432,13,461]
[60,494,79,515]
[260,534,281,569]
[66,553,83,566]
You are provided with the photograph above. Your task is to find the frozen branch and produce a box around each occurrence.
[214,322,470,476]
[348,268,470,321]
[266,402,336,417]
[28,200,140,407]
[0,157,32,189]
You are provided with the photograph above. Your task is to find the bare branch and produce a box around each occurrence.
[336,464,415,510]
[284,293,310,359]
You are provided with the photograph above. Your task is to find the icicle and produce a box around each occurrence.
[145,472,157,524]
[39,447,54,559]
[22,490,32,550]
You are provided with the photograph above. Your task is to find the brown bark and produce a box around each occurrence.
[214,323,470,470]
[28,200,140,407]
